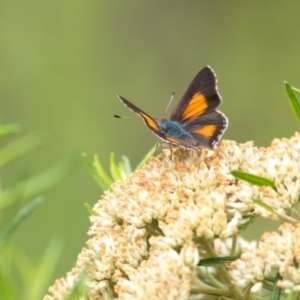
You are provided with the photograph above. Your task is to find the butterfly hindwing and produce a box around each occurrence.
[184,110,228,149]
[163,135,199,149]
[171,66,222,124]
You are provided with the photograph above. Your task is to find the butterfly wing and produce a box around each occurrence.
[170,66,222,123]
[117,95,172,143]
[118,66,227,150]
[161,135,200,149]
[170,66,227,149]
[183,110,228,149]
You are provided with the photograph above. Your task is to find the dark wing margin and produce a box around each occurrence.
[118,95,161,131]
[118,95,176,144]
[170,66,222,123]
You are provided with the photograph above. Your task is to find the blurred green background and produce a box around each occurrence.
[1,0,300,293]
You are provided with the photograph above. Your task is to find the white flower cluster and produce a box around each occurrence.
[44,133,300,300]
[231,223,300,294]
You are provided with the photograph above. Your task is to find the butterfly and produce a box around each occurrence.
[117,66,228,150]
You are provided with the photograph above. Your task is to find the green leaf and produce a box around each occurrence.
[254,199,296,223]
[265,276,277,283]
[0,124,20,141]
[82,153,112,191]
[0,244,21,300]
[253,199,277,214]
[287,290,295,300]
[0,234,63,300]
[23,237,63,300]
[0,131,44,168]
[85,148,155,188]
[135,145,156,170]
[292,86,300,94]
[119,155,132,180]
[110,153,122,182]
[0,155,78,209]
[285,81,300,125]
[0,197,44,251]
[270,272,281,300]
[83,152,133,189]
[198,255,240,267]
[84,203,94,215]
[93,154,113,187]
[231,170,276,190]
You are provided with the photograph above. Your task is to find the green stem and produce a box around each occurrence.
[292,208,300,220]
[197,267,225,289]
[200,237,245,300]
[230,234,237,256]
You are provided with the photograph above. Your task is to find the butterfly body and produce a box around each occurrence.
[117,66,228,150]
[158,119,198,148]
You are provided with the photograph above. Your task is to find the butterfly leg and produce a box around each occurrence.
[168,144,173,159]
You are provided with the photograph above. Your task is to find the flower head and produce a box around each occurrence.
[44,133,300,299]
[231,223,300,294]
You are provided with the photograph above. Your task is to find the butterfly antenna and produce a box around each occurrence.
[113,115,140,119]
[164,90,175,116]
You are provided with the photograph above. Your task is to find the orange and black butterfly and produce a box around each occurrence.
[117,66,228,150]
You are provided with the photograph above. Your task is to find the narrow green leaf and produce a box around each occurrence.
[84,203,94,215]
[0,274,16,300]
[82,153,111,191]
[231,170,276,190]
[110,153,122,182]
[287,290,295,300]
[0,124,20,141]
[119,155,132,180]
[254,199,296,223]
[0,155,78,209]
[253,199,297,224]
[0,197,44,251]
[198,255,240,267]
[93,154,113,187]
[292,86,300,94]
[270,272,281,300]
[0,244,19,300]
[0,131,44,168]
[285,81,300,125]
[24,237,64,300]
[135,145,156,170]
[253,199,277,214]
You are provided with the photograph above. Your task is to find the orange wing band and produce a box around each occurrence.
[193,125,217,138]
[181,92,208,121]
[139,112,160,131]
[165,136,181,145]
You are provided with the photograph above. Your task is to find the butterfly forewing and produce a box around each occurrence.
[170,66,222,124]
[117,95,172,144]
